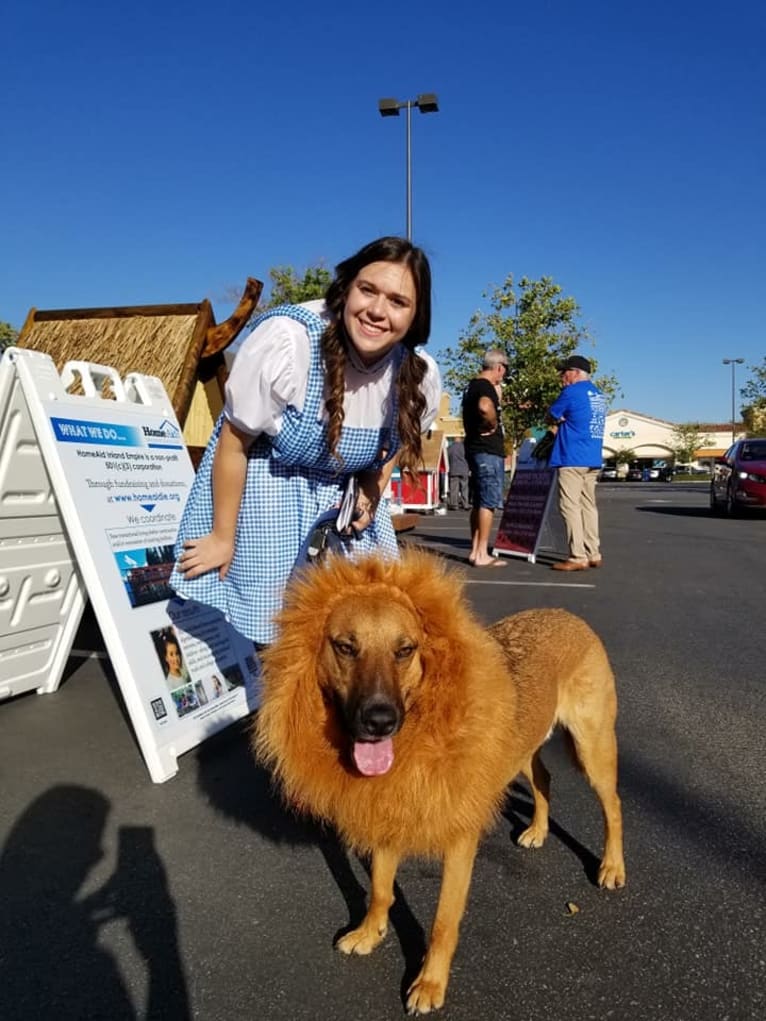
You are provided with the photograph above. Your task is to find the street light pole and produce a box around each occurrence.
[378,93,439,241]
[405,100,412,240]
[722,357,744,445]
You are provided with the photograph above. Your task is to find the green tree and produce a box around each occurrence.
[0,320,18,354]
[225,263,333,329]
[441,275,619,450]
[741,358,766,436]
[670,423,712,463]
[259,264,332,311]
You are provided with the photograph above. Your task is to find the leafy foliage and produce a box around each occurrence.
[260,264,332,311]
[741,358,766,436]
[669,423,713,462]
[440,275,619,449]
[225,263,333,329]
[0,320,18,354]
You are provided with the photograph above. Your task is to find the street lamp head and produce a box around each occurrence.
[377,91,440,240]
[723,357,744,365]
[416,92,439,113]
[378,97,401,117]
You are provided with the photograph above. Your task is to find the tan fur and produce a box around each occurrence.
[254,549,625,1014]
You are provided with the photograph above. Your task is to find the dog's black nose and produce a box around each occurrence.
[358,698,399,738]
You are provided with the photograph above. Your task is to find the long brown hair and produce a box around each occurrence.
[321,236,432,476]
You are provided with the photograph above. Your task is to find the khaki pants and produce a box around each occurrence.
[557,467,600,561]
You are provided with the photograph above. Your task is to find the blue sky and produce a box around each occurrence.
[3,0,764,424]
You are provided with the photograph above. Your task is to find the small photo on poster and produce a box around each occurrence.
[151,625,191,691]
[170,682,200,718]
[208,674,226,699]
[116,545,176,608]
[221,663,245,691]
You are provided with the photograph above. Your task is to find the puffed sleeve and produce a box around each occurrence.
[419,351,442,432]
[223,316,310,436]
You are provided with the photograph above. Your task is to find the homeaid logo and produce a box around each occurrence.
[141,419,181,440]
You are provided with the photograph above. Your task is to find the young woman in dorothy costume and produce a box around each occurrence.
[170,236,441,646]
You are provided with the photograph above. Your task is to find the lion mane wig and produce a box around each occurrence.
[253,550,520,858]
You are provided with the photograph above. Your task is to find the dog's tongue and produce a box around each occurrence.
[353,738,394,776]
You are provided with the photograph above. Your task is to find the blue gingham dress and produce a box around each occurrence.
[169,304,401,644]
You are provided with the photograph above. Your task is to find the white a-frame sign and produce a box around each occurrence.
[0,348,260,782]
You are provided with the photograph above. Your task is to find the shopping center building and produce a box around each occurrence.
[434,395,744,469]
[602,409,743,468]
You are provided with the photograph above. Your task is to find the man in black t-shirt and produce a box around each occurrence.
[461,348,508,567]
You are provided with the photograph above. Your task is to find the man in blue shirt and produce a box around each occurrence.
[546,355,607,571]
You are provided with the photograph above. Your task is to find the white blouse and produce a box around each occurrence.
[224,300,442,437]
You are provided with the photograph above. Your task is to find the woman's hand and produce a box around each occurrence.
[350,482,380,535]
[176,533,235,580]
[350,501,377,535]
[349,460,397,535]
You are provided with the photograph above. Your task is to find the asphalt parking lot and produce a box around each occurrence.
[1,481,764,1020]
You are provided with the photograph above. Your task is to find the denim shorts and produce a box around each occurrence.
[468,453,505,510]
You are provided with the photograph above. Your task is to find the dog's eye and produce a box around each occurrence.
[395,644,416,660]
[332,639,356,658]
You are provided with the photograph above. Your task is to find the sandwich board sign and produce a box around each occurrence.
[0,348,260,783]
[493,458,568,564]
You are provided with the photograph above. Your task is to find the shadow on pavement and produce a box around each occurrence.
[0,786,189,1020]
[194,721,429,1001]
[503,779,602,885]
[401,532,473,561]
[635,505,714,517]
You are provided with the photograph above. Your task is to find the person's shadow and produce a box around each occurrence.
[0,786,190,1020]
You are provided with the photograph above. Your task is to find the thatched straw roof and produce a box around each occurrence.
[17,279,262,428]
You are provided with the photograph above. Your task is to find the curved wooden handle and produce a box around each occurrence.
[201,277,263,357]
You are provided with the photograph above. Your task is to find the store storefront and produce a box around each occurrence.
[603,410,742,469]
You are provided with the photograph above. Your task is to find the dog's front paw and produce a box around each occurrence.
[598,857,626,889]
[335,921,387,956]
[406,974,446,1014]
[517,822,548,849]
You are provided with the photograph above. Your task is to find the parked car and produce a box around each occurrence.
[599,466,619,481]
[625,464,673,482]
[710,439,766,516]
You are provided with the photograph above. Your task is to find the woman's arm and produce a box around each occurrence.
[177,420,254,579]
[352,457,399,534]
